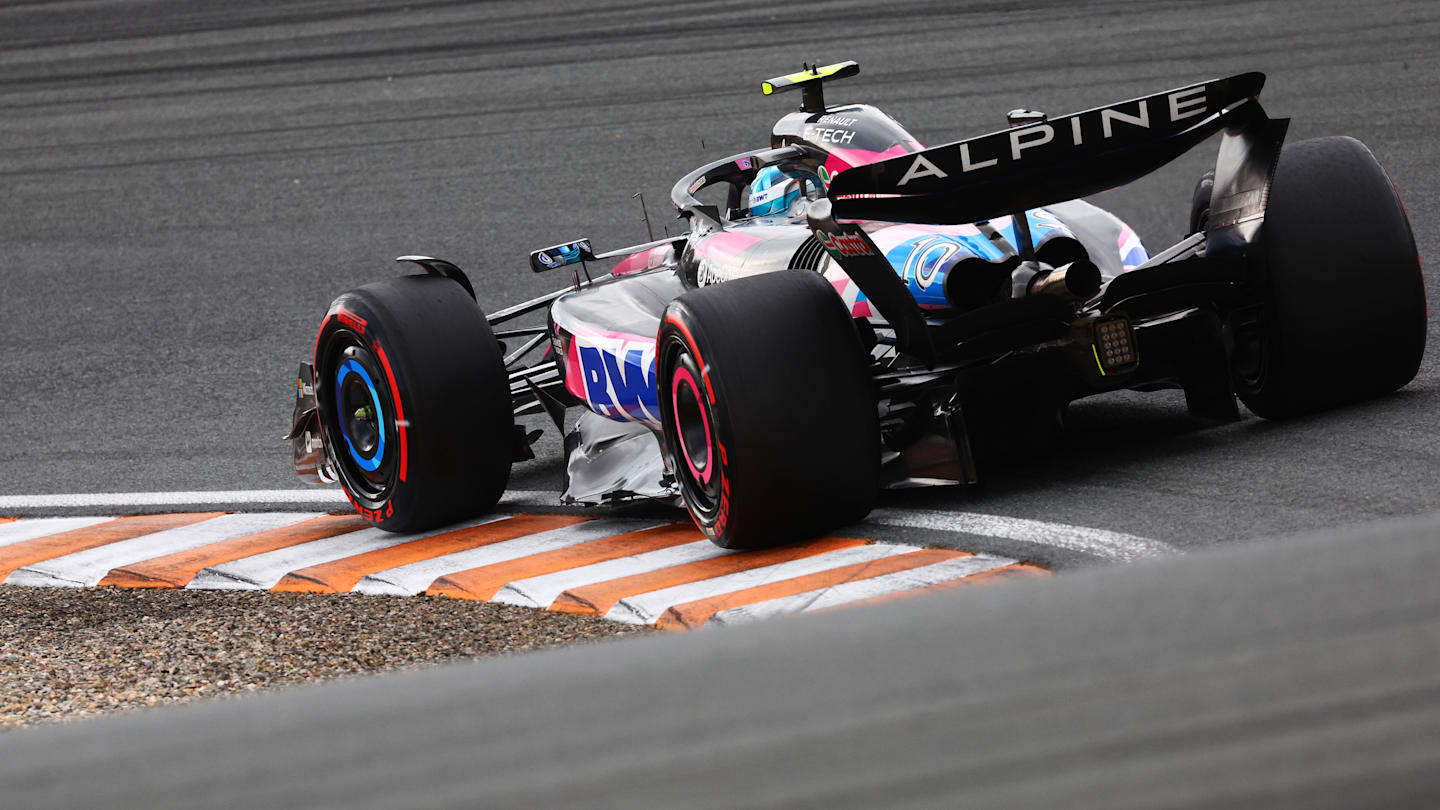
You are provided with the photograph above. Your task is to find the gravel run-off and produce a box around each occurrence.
[0,585,649,731]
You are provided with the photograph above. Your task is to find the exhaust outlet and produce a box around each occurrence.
[943,255,1020,311]
[1028,259,1101,300]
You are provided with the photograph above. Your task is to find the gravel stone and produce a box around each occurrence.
[0,585,650,731]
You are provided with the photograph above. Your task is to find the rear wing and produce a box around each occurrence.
[825,72,1286,243]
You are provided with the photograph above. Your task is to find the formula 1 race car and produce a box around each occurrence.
[288,62,1426,549]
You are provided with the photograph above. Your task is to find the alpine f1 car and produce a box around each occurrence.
[288,61,1426,549]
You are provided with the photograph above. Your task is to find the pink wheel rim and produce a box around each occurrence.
[670,366,713,485]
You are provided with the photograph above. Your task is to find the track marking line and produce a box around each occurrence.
[707,554,1024,628]
[864,507,1172,561]
[357,518,663,596]
[100,514,374,589]
[6,513,313,588]
[548,536,869,617]
[655,547,972,631]
[188,514,512,591]
[0,489,558,510]
[606,544,920,626]
[0,514,222,583]
[274,514,592,594]
[492,539,728,609]
[426,523,698,602]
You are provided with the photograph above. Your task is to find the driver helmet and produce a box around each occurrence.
[748,166,819,218]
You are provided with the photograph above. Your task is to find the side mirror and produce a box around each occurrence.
[529,239,595,273]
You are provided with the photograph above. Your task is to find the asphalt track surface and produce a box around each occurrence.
[4,512,1438,808]
[1,0,1437,568]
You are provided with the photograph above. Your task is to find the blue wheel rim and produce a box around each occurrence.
[335,357,386,471]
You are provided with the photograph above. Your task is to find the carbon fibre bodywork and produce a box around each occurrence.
[294,65,1306,514]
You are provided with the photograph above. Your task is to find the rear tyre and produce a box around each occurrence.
[1235,136,1426,418]
[658,271,879,549]
[315,274,512,532]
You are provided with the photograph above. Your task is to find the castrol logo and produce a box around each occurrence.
[814,229,874,258]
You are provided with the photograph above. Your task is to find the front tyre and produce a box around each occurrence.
[658,270,879,550]
[315,274,512,532]
[1236,136,1426,418]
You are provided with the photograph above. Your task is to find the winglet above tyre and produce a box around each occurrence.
[395,255,476,300]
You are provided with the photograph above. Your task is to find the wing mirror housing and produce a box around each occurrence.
[529,239,595,273]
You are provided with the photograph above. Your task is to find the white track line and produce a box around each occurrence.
[707,555,1018,629]
[5,513,318,588]
[187,515,514,591]
[353,519,663,595]
[864,508,1173,561]
[604,544,919,626]
[493,540,731,609]
[0,489,559,509]
[0,516,113,549]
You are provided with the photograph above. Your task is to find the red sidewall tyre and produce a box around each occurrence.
[315,274,512,532]
[658,270,878,550]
